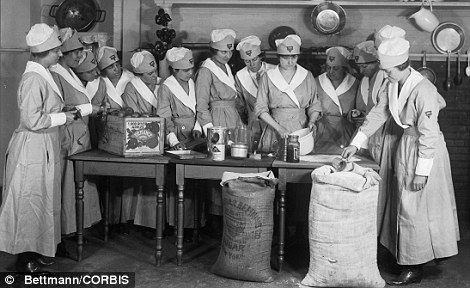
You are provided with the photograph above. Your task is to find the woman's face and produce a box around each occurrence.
[244,56,262,73]
[63,48,84,68]
[357,62,378,78]
[326,63,346,82]
[213,50,233,65]
[174,67,193,82]
[279,55,298,70]
[382,67,406,83]
[103,62,122,80]
[44,47,63,67]
[77,67,100,83]
[140,68,158,86]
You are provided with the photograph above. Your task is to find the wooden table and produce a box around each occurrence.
[69,150,170,265]
[170,155,275,265]
[272,154,380,271]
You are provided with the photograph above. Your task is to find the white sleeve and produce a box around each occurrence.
[49,112,66,127]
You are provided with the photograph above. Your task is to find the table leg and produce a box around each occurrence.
[104,177,109,243]
[155,184,164,266]
[176,183,184,265]
[193,182,199,244]
[73,161,84,262]
[277,168,287,272]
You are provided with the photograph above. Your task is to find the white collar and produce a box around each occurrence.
[163,75,196,113]
[24,61,63,100]
[202,58,236,92]
[130,77,158,109]
[266,64,308,108]
[318,73,356,115]
[50,63,91,101]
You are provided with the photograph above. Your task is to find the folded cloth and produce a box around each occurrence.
[312,163,381,192]
[220,170,275,186]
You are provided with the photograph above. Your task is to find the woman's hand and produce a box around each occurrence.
[341,145,358,160]
[276,127,290,139]
[413,175,428,191]
[172,143,185,150]
[308,123,317,136]
[64,111,76,125]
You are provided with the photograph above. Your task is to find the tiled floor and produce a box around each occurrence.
[1,223,469,288]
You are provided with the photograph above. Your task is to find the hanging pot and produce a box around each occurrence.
[310,2,346,35]
[268,26,297,50]
[417,51,437,84]
[49,0,106,32]
[409,0,439,33]
[431,22,466,54]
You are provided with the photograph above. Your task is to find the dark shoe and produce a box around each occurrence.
[37,256,55,266]
[16,260,42,273]
[387,267,423,286]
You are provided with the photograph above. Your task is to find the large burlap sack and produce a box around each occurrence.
[211,171,278,282]
[301,164,385,288]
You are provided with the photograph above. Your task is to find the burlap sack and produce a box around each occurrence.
[301,165,385,288]
[211,171,278,282]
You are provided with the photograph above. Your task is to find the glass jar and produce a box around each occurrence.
[287,135,300,163]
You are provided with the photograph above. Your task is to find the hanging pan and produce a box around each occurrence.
[310,2,346,35]
[417,51,437,84]
[49,0,106,32]
[431,22,465,54]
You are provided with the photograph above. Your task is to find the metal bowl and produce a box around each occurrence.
[311,2,346,35]
[431,22,465,54]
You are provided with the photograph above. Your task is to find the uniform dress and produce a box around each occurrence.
[50,63,102,235]
[356,68,459,265]
[255,64,319,153]
[235,62,276,151]
[97,69,134,224]
[196,58,244,215]
[255,64,319,224]
[122,76,160,228]
[355,70,402,234]
[314,72,359,154]
[86,78,107,149]
[0,61,64,257]
[157,75,202,228]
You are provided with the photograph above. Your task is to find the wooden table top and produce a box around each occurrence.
[168,154,275,168]
[69,149,171,164]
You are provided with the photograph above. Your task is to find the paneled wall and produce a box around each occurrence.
[142,2,470,238]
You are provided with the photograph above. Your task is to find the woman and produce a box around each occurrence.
[73,50,108,149]
[122,50,160,115]
[235,35,276,151]
[196,28,243,138]
[50,28,101,241]
[196,29,243,225]
[352,40,402,235]
[121,50,161,228]
[314,46,359,154]
[94,46,135,228]
[93,46,134,111]
[0,23,75,272]
[255,34,319,153]
[157,47,202,233]
[343,37,459,285]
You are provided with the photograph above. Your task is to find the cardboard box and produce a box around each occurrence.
[98,115,165,157]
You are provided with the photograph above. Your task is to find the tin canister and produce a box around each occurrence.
[207,126,227,161]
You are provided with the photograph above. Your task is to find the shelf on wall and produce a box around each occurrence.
[155,0,470,8]
[182,43,470,61]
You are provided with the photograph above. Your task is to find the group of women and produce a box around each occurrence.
[0,22,459,285]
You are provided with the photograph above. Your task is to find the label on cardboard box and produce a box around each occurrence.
[125,119,162,153]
